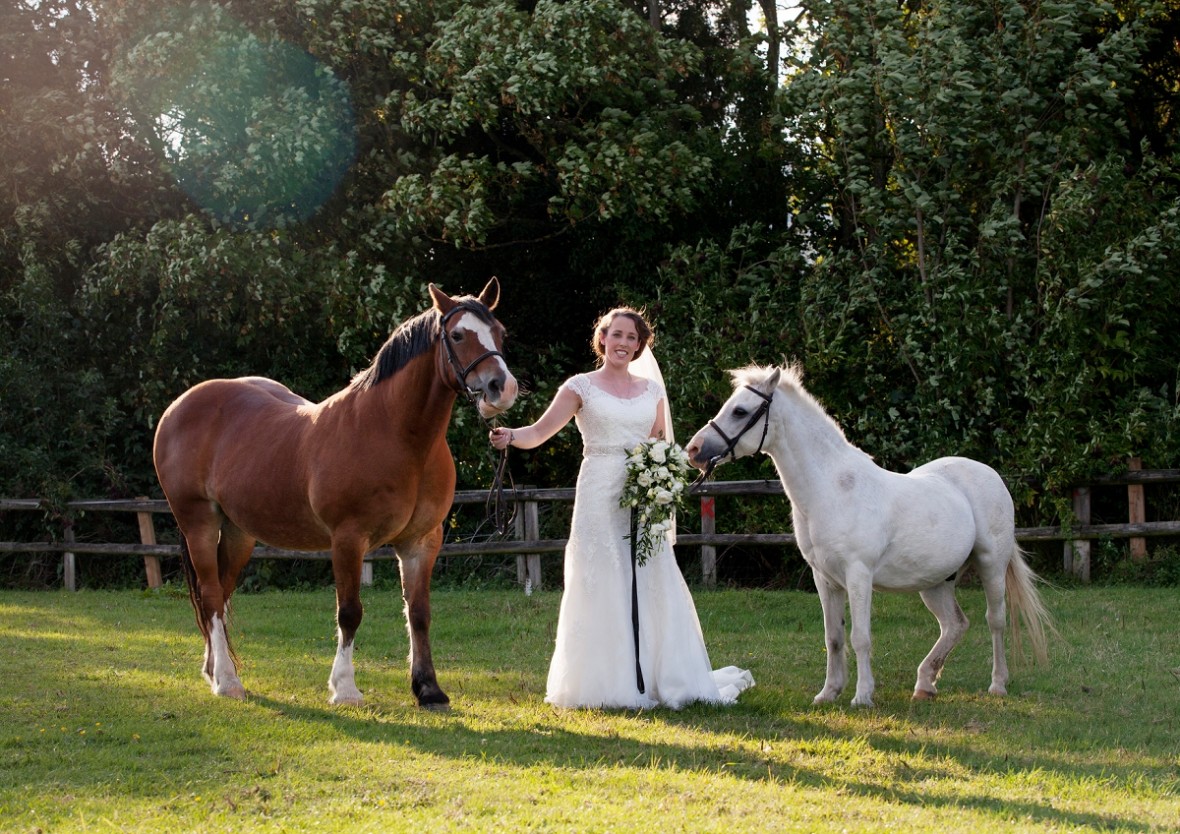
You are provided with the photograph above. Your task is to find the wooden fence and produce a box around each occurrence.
[2,466,1179,591]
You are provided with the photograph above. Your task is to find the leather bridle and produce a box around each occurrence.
[695,385,775,484]
[438,305,506,404]
[438,304,513,534]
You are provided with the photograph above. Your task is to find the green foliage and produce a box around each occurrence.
[1093,541,1180,586]
[387,0,712,246]
[0,250,122,500]
[113,3,359,229]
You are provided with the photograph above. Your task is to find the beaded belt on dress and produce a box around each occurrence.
[583,444,625,458]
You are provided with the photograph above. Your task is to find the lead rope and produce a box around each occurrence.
[488,441,513,536]
[629,507,646,694]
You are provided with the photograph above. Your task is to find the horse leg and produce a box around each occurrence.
[178,507,247,699]
[209,522,256,695]
[979,552,1011,696]
[846,567,876,707]
[397,527,449,709]
[328,536,366,706]
[913,581,969,700]
[812,570,849,705]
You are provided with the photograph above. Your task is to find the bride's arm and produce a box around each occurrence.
[489,387,581,450]
[648,397,668,441]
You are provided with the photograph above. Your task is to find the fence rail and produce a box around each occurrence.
[3,466,1178,590]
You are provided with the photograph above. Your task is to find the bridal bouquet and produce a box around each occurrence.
[620,438,694,566]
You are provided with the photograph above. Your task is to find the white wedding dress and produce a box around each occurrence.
[545,373,754,709]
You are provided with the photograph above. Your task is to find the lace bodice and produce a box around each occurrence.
[561,373,662,456]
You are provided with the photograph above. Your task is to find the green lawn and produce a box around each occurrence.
[1,585,1177,832]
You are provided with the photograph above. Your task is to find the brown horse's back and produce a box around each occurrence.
[154,376,331,550]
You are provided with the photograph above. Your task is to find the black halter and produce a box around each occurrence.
[694,385,775,484]
[438,305,506,404]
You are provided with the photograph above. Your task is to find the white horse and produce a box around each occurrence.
[685,364,1052,707]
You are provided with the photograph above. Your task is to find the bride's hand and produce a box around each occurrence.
[489,427,514,450]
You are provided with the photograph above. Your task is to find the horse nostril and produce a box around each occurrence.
[487,378,502,399]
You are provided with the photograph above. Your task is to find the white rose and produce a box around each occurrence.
[655,466,670,482]
[654,489,674,505]
[649,444,667,464]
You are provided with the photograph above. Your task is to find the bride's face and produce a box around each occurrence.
[600,316,640,369]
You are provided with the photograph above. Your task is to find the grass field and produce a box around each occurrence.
[2,584,1178,832]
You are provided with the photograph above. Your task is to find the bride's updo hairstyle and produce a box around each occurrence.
[591,307,653,364]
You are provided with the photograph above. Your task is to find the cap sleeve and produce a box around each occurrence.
[560,373,591,401]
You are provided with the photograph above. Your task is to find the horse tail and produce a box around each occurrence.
[178,534,212,645]
[1006,544,1054,665]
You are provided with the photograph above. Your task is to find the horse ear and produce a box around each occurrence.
[763,368,782,392]
[429,283,457,314]
[478,276,500,310]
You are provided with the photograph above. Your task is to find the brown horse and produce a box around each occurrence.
[153,279,517,708]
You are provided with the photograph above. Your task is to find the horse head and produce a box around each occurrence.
[430,277,519,419]
[686,366,781,476]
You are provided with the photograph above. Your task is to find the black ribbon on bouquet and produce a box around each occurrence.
[629,508,646,694]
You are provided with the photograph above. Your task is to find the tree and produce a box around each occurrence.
[771,0,1180,512]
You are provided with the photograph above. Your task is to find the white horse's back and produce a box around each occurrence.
[908,456,1017,548]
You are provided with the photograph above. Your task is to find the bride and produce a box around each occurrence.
[490,307,753,709]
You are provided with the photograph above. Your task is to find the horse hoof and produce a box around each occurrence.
[215,683,246,700]
[912,689,937,701]
[330,693,364,707]
[416,691,451,710]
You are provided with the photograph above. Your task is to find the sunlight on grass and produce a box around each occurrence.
[2,588,1178,832]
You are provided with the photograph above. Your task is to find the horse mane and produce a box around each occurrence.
[350,298,496,391]
[729,363,851,444]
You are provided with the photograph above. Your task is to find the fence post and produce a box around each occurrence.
[136,498,163,589]
[515,487,542,592]
[63,522,77,592]
[700,496,716,589]
[1127,457,1147,562]
[1064,487,1090,582]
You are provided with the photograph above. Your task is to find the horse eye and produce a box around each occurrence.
[733,407,748,418]
[451,330,464,342]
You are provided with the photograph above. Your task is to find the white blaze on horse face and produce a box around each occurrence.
[456,312,500,362]
[455,310,517,414]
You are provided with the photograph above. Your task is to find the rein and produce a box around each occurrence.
[438,306,514,534]
[692,385,774,487]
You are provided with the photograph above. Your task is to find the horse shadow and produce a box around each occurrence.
[238,691,1152,833]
